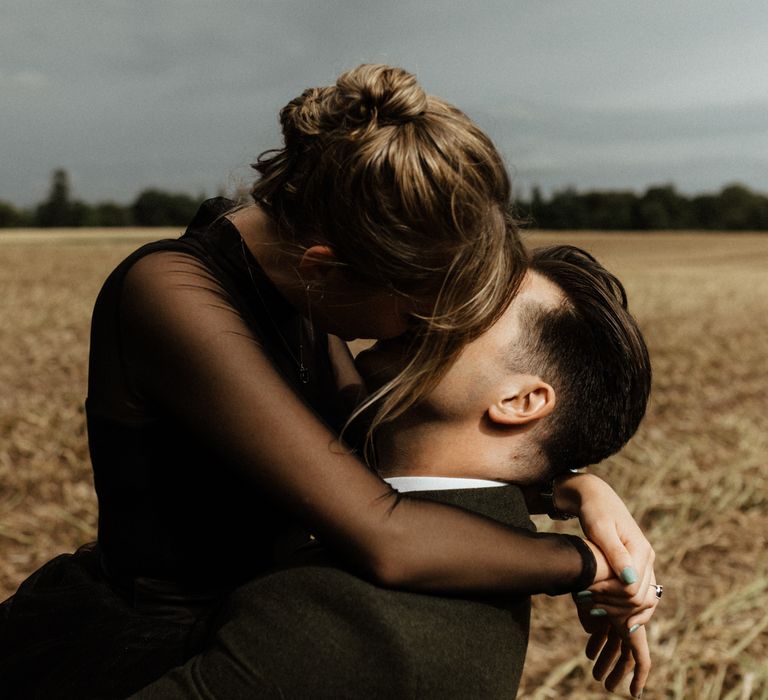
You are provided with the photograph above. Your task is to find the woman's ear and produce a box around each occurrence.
[487,376,556,426]
[298,245,337,284]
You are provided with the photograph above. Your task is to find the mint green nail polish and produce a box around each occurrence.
[629,623,641,634]
[590,608,607,617]
[621,566,638,584]
[575,590,592,599]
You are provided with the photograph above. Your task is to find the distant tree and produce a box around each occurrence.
[635,199,670,229]
[71,200,99,226]
[529,185,544,213]
[93,202,132,227]
[636,185,692,229]
[0,201,31,227]
[132,189,203,226]
[715,184,768,230]
[544,187,590,229]
[522,185,544,226]
[36,168,75,227]
[690,194,720,229]
[582,191,637,230]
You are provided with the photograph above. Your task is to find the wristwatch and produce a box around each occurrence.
[540,476,578,520]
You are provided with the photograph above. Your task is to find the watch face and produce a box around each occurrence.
[541,480,576,520]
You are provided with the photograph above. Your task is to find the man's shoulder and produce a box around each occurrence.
[209,484,534,698]
[408,483,536,531]
[228,482,537,616]
[220,561,530,698]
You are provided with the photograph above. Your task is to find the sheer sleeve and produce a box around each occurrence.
[118,251,594,596]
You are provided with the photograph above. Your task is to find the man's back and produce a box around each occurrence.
[134,486,534,699]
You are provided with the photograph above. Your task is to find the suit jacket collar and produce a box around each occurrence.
[407,485,535,532]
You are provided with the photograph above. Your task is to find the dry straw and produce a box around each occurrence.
[1,229,767,698]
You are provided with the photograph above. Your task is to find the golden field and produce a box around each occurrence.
[1,228,767,699]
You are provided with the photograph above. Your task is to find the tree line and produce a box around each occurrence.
[2,169,767,230]
[0,169,207,228]
[519,183,768,230]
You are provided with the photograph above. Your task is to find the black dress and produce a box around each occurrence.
[0,199,348,697]
[0,199,595,698]
[86,197,349,591]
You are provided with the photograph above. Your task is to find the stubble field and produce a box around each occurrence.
[1,228,767,699]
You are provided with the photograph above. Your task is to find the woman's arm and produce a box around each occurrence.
[326,334,367,413]
[522,472,655,602]
[119,252,595,596]
[525,474,657,697]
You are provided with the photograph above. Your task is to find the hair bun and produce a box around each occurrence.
[280,86,336,143]
[337,64,427,125]
[278,65,428,149]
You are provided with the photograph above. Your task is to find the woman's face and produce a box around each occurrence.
[310,290,416,340]
[309,282,421,341]
[297,245,431,341]
[354,333,412,391]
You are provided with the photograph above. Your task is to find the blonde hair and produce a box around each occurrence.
[251,64,527,462]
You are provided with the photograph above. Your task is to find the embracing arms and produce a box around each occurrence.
[119,251,597,596]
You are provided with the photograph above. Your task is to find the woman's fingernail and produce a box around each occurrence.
[629,623,641,634]
[590,608,608,617]
[621,566,638,584]
[575,590,593,599]
[635,689,644,698]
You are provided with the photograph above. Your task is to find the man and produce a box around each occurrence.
[134,245,652,699]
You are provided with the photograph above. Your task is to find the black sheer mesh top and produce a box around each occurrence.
[88,198,347,588]
[86,198,595,596]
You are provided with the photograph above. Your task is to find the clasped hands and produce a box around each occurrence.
[556,473,658,699]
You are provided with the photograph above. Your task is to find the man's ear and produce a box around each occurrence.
[487,376,556,426]
[298,245,337,284]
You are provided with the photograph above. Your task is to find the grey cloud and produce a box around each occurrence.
[475,99,768,146]
[3,1,768,206]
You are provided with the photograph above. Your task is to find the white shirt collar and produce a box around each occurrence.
[383,475,508,493]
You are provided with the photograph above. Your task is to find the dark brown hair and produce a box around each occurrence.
[517,245,652,473]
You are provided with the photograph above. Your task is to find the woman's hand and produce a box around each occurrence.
[580,573,660,631]
[554,473,655,600]
[580,539,659,628]
[574,540,659,698]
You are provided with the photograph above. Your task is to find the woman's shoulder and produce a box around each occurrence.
[90,200,243,337]
[183,197,238,236]
[104,198,240,289]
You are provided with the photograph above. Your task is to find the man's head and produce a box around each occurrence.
[512,245,651,476]
[359,245,651,483]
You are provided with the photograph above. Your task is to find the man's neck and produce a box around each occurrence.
[377,416,514,481]
[376,410,550,485]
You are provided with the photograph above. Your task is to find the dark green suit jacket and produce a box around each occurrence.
[133,486,534,699]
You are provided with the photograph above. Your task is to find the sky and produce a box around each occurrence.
[3,0,768,207]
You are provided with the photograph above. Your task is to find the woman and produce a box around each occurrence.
[0,65,654,698]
